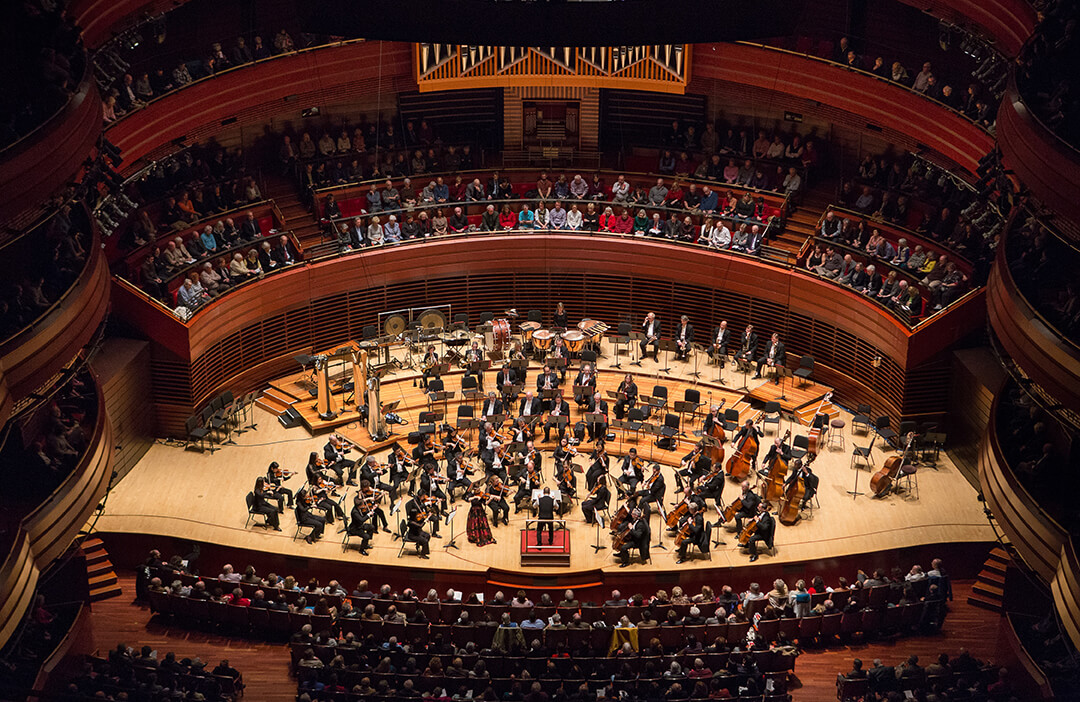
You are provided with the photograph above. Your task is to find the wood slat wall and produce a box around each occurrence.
[505,87,599,151]
[94,337,155,482]
[948,347,1006,486]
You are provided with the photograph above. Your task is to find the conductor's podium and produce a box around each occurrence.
[520,520,571,567]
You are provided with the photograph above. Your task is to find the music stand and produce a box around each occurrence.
[610,332,630,368]
[688,342,705,379]
[591,513,608,553]
[546,414,569,442]
[584,412,606,441]
[674,400,700,433]
[428,390,453,417]
[629,331,646,367]
[389,498,403,540]
[734,355,753,392]
[467,359,491,388]
[573,384,593,405]
[654,501,668,550]
[773,365,793,402]
[922,432,945,469]
[713,346,728,386]
[712,503,727,547]
[640,423,663,460]
[457,417,481,441]
[610,419,633,443]
[657,339,678,374]
[443,506,461,550]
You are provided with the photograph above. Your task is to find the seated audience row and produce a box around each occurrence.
[1006,212,1080,342]
[837,649,1013,702]
[59,643,244,701]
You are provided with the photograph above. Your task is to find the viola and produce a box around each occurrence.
[870,432,915,497]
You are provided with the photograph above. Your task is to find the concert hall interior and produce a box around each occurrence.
[2,0,1079,700]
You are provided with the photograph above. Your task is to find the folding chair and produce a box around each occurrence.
[761,401,781,434]
[793,355,814,386]
[185,415,213,453]
[245,492,272,529]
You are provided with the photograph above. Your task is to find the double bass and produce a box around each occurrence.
[763,430,792,502]
[869,432,916,497]
[705,399,727,466]
[804,392,833,456]
[725,411,763,481]
[778,454,816,526]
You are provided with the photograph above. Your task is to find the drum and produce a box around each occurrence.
[520,321,541,342]
[492,318,512,351]
[532,329,555,351]
[561,330,586,353]
[578,318,605,344]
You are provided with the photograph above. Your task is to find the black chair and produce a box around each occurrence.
[419,411,439,424]
[203,405,226,444]
[456,404,475,434]
[580,349,597,365]
[461,375,480,404]
[245,492,271,529]
[660,413,680,448]
[651,385,668,412]
[427,378,444,394]
[793,355,814,386]
[897,420,917,448]
[527,310,543,323]
[851,404,872,434]
[761,400,781,434]
[789,434,809,460]
[479,312,494,325]
[875,415,898,450]
[396,519,421,558]
[452,312,469,330]
[185,415,213,453]
[723,408,740,432]
[362,324,378,340]
[617,321,632,335]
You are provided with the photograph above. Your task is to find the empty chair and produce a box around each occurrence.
[185,415,213,453]
[527,309,543,323]
[789,434,809,460]
[651,385,669,411]
[793,355,814,386]
[479,311,494,325]
[851,443,874,470]
[362,324,378,340]
[452,312,469,330]
[851,404,872,434]
[660,413,680,448]
[723,408,740,432]
[875,415,899,449]
[761,401,781,434]
[460,374,480,403]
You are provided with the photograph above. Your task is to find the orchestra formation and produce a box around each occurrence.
[248,309,826,566]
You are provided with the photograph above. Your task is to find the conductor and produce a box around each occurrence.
[533,486,559,545]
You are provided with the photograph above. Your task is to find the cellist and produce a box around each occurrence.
[784,459,819,511]
[742,502,774,562]
[731,418,764,473]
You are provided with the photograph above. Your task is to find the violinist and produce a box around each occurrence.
[347,493,376,555]
[582,476,611,525]
[574,363,597,407]
[784,458,818,510]
[640,312,662,361]
[613,374,638,420]
[360,455,393,493]
[758,437,791,481]
[553,438,577,479]
[265,461,294,509]
[404,496,432,559]
[294,491,326,544]
[675,502,706,564]
[419,464,448,512]
[440,424,467,464]
[415,434,441,470]
[742,502,774,562]
[543,390,571,443]
[513,458,543,513]
[710,320,730,365]
[447,452,473,503]
[407,491,441,540]
[481,392,504,420]
[485,475,511,526]
[585,441,609,490]
[678,440,712,485]
[358,479,390,532]
[465,483,496,546]
[699,465,726,505]
[523,440,543,476]
[617,508,651,567]
[420,345,440,390]
[734,324,758,367]
[512,417,532,445]
[487,442,509,483]
[732,419,764,472]
[586,391,609,442]
[387,444,414,495]
[297,483,345,525]
[618,449,644,496]
[731,481,761,533]
[306,451,339,488]
[675,315,695,361]
[323,434,358,486]
[251,476,283,530]
[637,462,667,508]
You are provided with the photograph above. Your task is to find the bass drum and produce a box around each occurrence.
[492,318,512,351]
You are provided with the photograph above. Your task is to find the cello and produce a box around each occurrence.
[704,399,727,466]
[804,391,833,456]
[738,511,765,545]
[779,454,816,525]
[725,411,763,481]
[762,429,792,502]
[869,432,915,497]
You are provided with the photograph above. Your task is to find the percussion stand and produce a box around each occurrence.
[629,332,646,367]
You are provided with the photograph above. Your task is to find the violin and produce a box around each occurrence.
[763,430,792,502]
[270,464,296,481]
[870,432,915,497]
[725,411,763,481]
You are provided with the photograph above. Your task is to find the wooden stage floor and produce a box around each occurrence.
[94,344,994,578]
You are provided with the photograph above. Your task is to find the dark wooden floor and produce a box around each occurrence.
[86,576,1016,701]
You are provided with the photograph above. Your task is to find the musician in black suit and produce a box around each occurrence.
[639,312,662,360]
[700,468,725,504]
[404,497,432,558]
[732,481,761,533]
[519,391,542,418]
[535,365,559,408]
[582,477,610,524]
[759,437,791,479]
[387,446,413,496]
[543,391,571,443]
[420,346,440,390]
[636,463,666,507]
[732,418,764,472]
[585,443,609,490]
[573,363,597,406]
[419,465,448,514]
[533,486,559,545]
[295,497,326,544]
[702,405,725,436]
[677,441,712,485]
[481,392,504,419]
[586,392,608,442]
[494,363,516,397]
[613,374,638,420]
[753,333,786,383]
[265,462,293,509]
[710,320,731,364]
[618,449,643,496]
[675,502,706,563]
[447,453,473,502]
[347,494,376,555]
[785,459,819,509]
[618,508,651,567]
[674,315,695,361]
[744,502,775,562]
[360,456,393,494]
[734,324,758,366]
[251,477,282,530]
[513,460,542,513]
[323,435,357,485]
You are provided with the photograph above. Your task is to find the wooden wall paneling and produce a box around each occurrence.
[0,534,37,647]
[1052,540,1080,652]
[94,337,155,482]
[947,348,1006,485]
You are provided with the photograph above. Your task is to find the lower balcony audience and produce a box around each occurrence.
[1006,212,1080,343]
[836,649,1014,702]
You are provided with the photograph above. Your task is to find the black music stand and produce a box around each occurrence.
[467,359,491,389]
[428,390,454,417]
[774,365,793,402]
[572,384,593,405]
[584,412,606,442]
[591,513,608,553]
[688,342,705,379]
[712,503,727,547]
[484,413,507,429]
[654,501,669,551]
[610,419,634,444]
[734,355,753,392]
[443,506,461,550]
[712,346,728,386]
[640,422,663,460]
[610,333,630,369]
[673,400,700,433]
[657,339,678,374]
[629,331,646,367]
[457,417,481,441]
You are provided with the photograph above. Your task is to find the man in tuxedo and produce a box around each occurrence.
[494,363,517,404]
[613,374,638,420]
[617,508,651,567]
[347,495,376,555]
[586,391,608,442]
[618,449,643,496]
[535,364,559,402]
[674,315,695,361]
[543,391,570,443]
[785,459,819,509]
[731,480,761,533]
[420,346,441,390]
[735,324,758,367]
[533,486,558,545]
[481,392,504,419]
[677,440,712,485]
[753,333,786,383]
[519,391,542,418]
[573,363,597,406]
[582,476,610,524]
[639,312,662,360]
[585,446,609,490]
[404,496,431,558]
[732,419,764,473]
[240,211,262,240]
[323,435,357,485]
[637,463,666,509]
[709,321,730,364]
[675,502,706,564]
[744,502,774,562]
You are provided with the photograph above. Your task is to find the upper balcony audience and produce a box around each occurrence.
[1016,0,1080,148]
[1006,210,1080,343]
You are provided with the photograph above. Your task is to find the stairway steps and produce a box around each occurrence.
[966,591,1003,613]
[89,572,118,589]
[977,568,1006,585]
[87,559,114,577]
[983,558,1008,575]
[256,396,290,416]
[972,581,1003,598]
[90,584,124,603]
[81,537,122,602]
[263,387,299,404]
[988,546,1011,563]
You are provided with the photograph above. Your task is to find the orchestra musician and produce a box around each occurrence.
[347,493,376,555]
[734,324,759,368]
[677,440,712,486]
[613,374,638,420]
[573,363,597,407]
[523,439,543,474]
[675,502,706,564]
[414,434,441,470]
[534,486,559,545]
[251,477,283,530]
[731,480,761,533]
[753,333,786,384]
[357,478,390,532]
[636,463,667,508]
[550,336,568,382]
[404,495,432,558]
[306,451,339,487]
[387,445,414,496]
[675,315,695,361]
[484,434,508,482]
[552,302,568,330]
[640,312,662,361]
[702,404,725,436]
[543,390,571,443]
[519,390,542,418]
[419,464,448,513]
[743,502,775,562]
[494,363,517,404]
[360,455,393,494]
[617,508,651,567]
[294,491,326,544]
[464,340,483,365]
[265,461,294,509]
[486,475,511,526]
[323,434,357,486]
[296,482,345,525]
[784,458,819,510]
[513,459,542,513]
[440,425,467,464]
[447,452,474,502]
[420,345,440,390]
[585,441,609,490]
[667,485,708,534]
[585,391,609,442]
[618,449,644,496]
[536,364,559,409]
[581,476,611,524]
[759,436,791,480]
[481,392,504,420]
[710,320,730,365]
[699,465,725,505]
[465,483,496,546]
[512,417,533,445]
[733,418,764,472]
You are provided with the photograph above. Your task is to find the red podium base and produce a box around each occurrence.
[520,528,571,567]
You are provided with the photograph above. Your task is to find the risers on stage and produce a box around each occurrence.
[521,527,571,567]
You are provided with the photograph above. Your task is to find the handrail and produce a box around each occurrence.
[823,203,978,272]
[998,226,1080,357]
[0,48,90,159]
